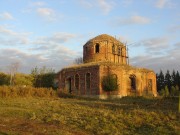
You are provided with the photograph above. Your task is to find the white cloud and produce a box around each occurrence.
[112,15,151,26]
[33,32,76,45]
[130,37,180,72]
[0,26,31,46]
[97,0,114,14]
[139,36,170,50]
[121,0,133,7]
[78,0,115,14]
[0,12,14,20]
[155,0,175,9]
[131,51,180,73]
[31,1,46,6]
[37,7,56,21]
[0,26,17,35]
[168,25,180,33]
[79,0,93,8]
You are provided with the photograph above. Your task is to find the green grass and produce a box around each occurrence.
[0,96,179,135]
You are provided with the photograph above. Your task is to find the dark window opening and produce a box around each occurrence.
[75,74,79,90]
[112,44,115,54]
[118,47,121,56]
[86,73,90,89]
[95,43,100,53]
[148,79,152,91]
[130,75,136,90]
[66,78,72,93]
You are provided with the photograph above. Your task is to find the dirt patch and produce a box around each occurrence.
[0,117,87,135]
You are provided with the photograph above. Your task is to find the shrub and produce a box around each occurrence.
[159,86,170,97]
[0,86,57,98]
[102,74,118,92]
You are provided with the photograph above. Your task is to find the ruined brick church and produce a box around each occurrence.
[58,34,157,98]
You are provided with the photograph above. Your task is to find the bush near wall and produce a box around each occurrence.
[0,86,57,98]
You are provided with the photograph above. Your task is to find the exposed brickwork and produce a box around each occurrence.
[58,34,157,98]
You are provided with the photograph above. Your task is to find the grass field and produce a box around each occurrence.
[0,95,179,135]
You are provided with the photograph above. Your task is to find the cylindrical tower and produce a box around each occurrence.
[83,34,128,64]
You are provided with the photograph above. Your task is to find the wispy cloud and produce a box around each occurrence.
[112,15,151,26]
[97,0,114,14]
[78,0,93,8]
[131,46,180,72]
[0,26,31,45]
[0,12,14,20]
[139,36,170,50]
[131,36,173,57]
[36,7,56,21]
[33,32,76,45]
[168,25,180,33]
[0,29,79,73]
[31,1,46,6]
[78,0,115,15]
[155,0,175,9]
[121,0,133,7]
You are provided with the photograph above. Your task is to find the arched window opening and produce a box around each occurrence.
[75,74,80,90]
[86,73,91,89]
[112,74,118,86]
[66,77,72,93]
[148,79,152,91]
[118,47,121,56]
[129,75,136,90]
[95,43,100,53]
[112,44,115,54]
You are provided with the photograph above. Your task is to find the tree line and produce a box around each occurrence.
[156,70,180,97]
[0,66,57,89]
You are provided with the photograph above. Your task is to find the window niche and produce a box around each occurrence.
[112,44,115,54]
[85,46,88,54]
[129,75,136,90]
[86,73,91,89]
[85,73,91,95]
[95,43,100,53]
[148,79,152,91]
[75,74,80,90]
[118,47,121,56]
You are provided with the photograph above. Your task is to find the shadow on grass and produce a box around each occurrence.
[60,95,179,112]
[0,132,8,135]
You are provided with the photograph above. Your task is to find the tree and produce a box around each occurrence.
[171,70,176,86]
[156,70,165,92]
[14,73,33,86]
[0,72,10,85]
[31,66,56,88]
[164,70,172,93]
[74,57,83,64]
[9,62,20,86]
[175,71,180,88]
[170,86,179,97]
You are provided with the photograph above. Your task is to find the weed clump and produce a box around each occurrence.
[0,86,57,98]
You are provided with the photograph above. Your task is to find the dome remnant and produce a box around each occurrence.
[85,34,123,45]
[83,34,128,64]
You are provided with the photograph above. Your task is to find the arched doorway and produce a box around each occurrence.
[66,77,72,93]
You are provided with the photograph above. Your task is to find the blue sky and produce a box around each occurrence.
[0,0,179,73]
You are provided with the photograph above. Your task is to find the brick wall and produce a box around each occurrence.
[58,65,100,95]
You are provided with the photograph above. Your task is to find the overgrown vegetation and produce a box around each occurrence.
[0,66,57,89]
[0,86,57,98]
[157,70,180,97]
[102,68,118,91]
[0,96,179,135]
